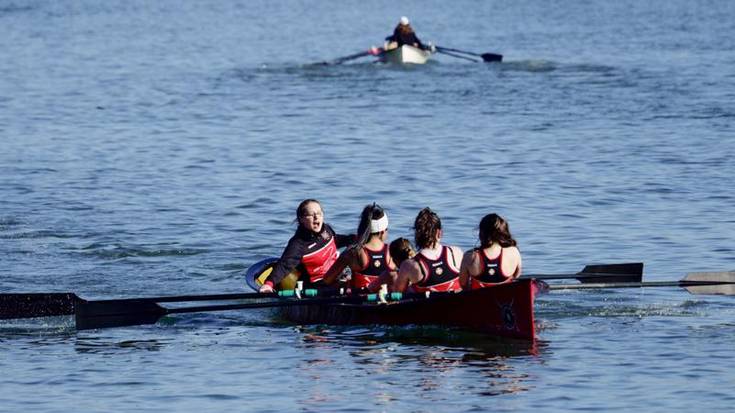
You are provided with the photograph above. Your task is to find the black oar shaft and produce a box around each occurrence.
[165,296,360,315]
[522,262,643,283]
[548,280,735,291]
[124,292,273,303]
[436,46,503,62]
[74,296,364,330]
[437,46,481,57]
[436,49,478,62]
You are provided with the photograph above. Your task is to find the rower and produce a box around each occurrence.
[393,208,463,293]
[258,199,354,293]
[384,16,432,51]
[322,204,396,293]
[459,213,522,289]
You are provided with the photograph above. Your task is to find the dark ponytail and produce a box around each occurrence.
[357,203,386,236]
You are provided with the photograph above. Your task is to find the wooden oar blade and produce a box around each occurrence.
[0,293,78,320]
[578,263,643,283]
[75,299,167,330]
[683,271,735,295]
[481,53,503,62]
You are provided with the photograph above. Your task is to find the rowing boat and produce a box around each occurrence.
[245,257,537,340]
[380,44,432,64]
[2,260,731,334]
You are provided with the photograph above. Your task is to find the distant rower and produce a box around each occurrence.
[384,16,428,51]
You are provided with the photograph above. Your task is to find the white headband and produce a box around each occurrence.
[370,214,389,233]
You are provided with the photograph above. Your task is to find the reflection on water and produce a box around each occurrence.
[74,338,167,353]
[294,325,543,399]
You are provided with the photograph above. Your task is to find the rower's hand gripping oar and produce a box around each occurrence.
[435,45,503,62]
[539,271,735,296]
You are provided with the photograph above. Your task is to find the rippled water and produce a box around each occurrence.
[1,0,734,411]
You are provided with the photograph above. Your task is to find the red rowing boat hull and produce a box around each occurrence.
[279,279,536,340]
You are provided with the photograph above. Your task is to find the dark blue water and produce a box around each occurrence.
[2,1,734,411]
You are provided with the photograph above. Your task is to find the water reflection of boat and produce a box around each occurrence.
[294,325,542,396]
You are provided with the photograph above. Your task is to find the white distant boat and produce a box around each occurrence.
[380,45,432,64]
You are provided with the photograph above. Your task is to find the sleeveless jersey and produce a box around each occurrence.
[411,246,461,293]
[470,248,517,289]
[351,244,392,290]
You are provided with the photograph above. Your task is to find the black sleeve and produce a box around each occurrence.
[325,223,355,248]
[335,233,356,249]
[268,236,305,285]
[411,33,424,49]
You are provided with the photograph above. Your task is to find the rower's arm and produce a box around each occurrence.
[322,248,356,285]
[459,250,476,289]
[334,232,357,249]
[267,238,304,287]
[393,260,420,292]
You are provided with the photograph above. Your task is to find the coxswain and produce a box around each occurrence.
[393,208,463,293]
[258,199,354,293]
[459,213,522,289]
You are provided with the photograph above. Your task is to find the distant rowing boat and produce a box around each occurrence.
[379,44,433,65]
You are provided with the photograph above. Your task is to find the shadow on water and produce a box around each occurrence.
[500,59,557,72]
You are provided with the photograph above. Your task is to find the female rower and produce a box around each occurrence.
[389,237,416,268]
[322,204,396,292]
[459,213,522,289]
[259,199,354,293]
[393,208,463,293]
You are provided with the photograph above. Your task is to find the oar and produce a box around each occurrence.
[0,291,277,320]
[521,262,643,283]
[0,263,642,321]
[75,295,364,330]
[542,271,735,296]
[315,50,374,66]
[435,46,503,62]
[435,48,479,62]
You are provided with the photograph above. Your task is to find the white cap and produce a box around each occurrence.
[370,214,389,233]
[400,16,409,26]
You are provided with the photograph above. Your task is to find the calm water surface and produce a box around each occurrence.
[1,0,734,411]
